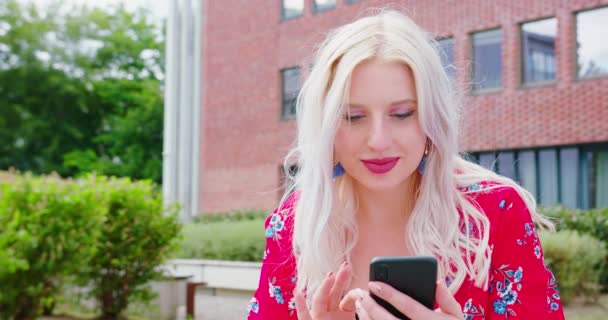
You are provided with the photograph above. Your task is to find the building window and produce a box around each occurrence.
[518,150,537,198]
[469,144,608,209]
[437,38,455,82]
[521,18,557,84]
[313,0,336,13]
[576,6,608,78]
[281,67,301,119]
[497,152,516,180]
[559,148,579,208]
[538,149,559,206]
[479,152,496,171]
[472,28,503,91]
[594,150,608,207]
[282,0,304,20]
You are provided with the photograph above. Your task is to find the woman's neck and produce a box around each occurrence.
[353,175,419,227]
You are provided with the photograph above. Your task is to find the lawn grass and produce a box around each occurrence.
[174,217,266,262]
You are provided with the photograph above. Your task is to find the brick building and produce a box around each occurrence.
[194,0,608,214]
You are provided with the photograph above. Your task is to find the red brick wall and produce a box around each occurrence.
[198,0,608,213]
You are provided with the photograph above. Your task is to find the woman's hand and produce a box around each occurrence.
[294,261,357,320]
[340,280,464,320]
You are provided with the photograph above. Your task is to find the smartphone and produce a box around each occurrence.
[368,256,437,320]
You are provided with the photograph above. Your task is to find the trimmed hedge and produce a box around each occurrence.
[175,218,265,262]
[0,174,103,319]
[539,230,607,304]
[0,173,181,320]
[541,206,608,291]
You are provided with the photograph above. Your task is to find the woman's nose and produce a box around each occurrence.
[367,118,390,152]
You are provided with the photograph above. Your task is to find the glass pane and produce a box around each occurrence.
[438,38,455,82]
[282,67,300,118]
[576,6,608,78]
[283,0,304,19]
[479,153,496,171]
[518,151,537,198]
[522,18,557,83]
[472,29,502,90]
[559,148,579,208]
[314,0,336,11]
[539,149,558,206]
[582,151,596,209]
[596,150,608,208]
[497,152,516,180]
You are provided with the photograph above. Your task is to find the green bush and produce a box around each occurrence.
[192,209,267,224]
[74,175,181,320]
[175,218,265,262]
[0,174,102,319]
[541,206,608,290]
[539,230,607,304]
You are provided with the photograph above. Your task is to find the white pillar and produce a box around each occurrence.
[162,0,180,209]
[163,0,203,222]
[190,0,203,219]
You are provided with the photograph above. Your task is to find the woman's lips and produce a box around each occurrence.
[361,157,400,174]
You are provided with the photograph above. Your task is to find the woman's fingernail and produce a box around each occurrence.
[327,271,334,278]
[369,282,382,293]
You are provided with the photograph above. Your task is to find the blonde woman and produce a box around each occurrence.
[247,9,564,320]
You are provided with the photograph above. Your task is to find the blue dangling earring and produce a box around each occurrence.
[333,162,345,178]
[418,145,429,174]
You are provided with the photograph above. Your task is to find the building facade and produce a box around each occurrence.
[193,0,608,214]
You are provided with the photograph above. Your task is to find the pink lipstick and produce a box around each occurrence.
[361,157,400,174]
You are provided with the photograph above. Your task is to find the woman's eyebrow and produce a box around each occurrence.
[347,99,418,108]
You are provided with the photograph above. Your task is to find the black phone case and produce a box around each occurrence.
[368,256,437,320]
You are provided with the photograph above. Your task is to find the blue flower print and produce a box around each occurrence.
[266,213,286,241]
[499,199,506,209]
[270,214,280,225]
[288,296,297,316]
[503,290,518,305]
[468,183,482,192]
[493,300,507,315]
[268,277,285,304]
[247,297,259,314]
[462,298,485,319]
[491,265,524,317]
[514,267,523,283]
[265,226,275,238]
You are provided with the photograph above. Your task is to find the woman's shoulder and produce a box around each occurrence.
[458,181,529,221]
[263,191,299,245]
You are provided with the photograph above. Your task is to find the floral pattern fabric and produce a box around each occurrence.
[248,184,565,319]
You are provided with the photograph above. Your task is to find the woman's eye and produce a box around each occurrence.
[392,111,415,119]
[344,114,364,122]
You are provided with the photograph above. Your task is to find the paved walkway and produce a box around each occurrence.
[177,291,252,320]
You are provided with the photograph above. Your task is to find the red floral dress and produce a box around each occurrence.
[247,183,565,319]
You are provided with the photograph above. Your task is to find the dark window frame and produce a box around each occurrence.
[437,37,456,82]
[470,27,504,94]
[280,66,301,120]
[281,0,304,21]
[574,6,608,80]
[467,143,608,209]
[519,17,558,87]
[313,0,336,13]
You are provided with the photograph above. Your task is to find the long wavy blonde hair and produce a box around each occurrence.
[279,8,554,304]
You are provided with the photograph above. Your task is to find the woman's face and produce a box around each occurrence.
[334,58,427,191]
